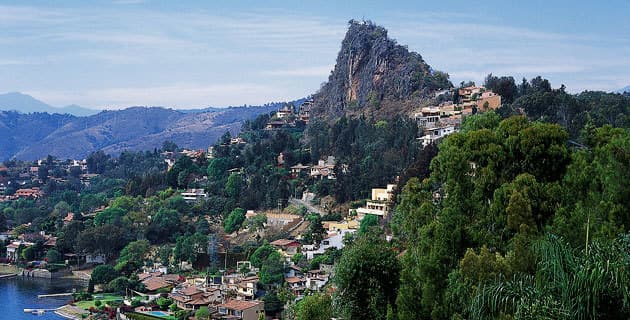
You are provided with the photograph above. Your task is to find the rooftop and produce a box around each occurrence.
[219,299,262,311]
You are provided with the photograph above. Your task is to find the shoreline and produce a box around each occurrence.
[55,303,91,320]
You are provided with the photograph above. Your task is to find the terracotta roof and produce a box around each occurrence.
[270,239,300,247]
[138,273,152,281]
[169,294,190,303]
[180,285,203,296]
[142,277,170,291]
[188,297,212,305]
[162,274,182,283]
[285,276,305,284]
[241,276,259,283]
[220,299,262,311]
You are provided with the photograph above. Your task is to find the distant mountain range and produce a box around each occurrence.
[0,102,291,161]
[0,92,100,116]
[615,86,630,94]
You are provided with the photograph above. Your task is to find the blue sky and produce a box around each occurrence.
[1,0,629,109]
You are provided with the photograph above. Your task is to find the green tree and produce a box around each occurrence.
[76,224,128,260]
[195,307,210,320]
[250,242,276,268]
[225,172,243,198]
[295,293,333,320]
[108,276,131,295]
[147,208,181,243]
[263,291,284,314]
[358,214,379,235]
[260,251,285,285]
[94,206,127,226]
[91,264,119,284]
[335,235,400,320]
[115,240,150,274]
[224,207,246,233]
[45,249,62,263]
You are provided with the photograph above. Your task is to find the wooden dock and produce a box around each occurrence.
[24,308,58,314]
[38,292,74,298]
[0,273,17,279]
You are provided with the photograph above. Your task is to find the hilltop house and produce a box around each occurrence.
[458,85,501,110]
[419,125,457,147]
[298,100,313,123]
[276,105,294,119]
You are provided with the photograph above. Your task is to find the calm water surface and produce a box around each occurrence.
[0,277,86,320]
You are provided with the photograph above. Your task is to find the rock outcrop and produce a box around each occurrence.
[312,20,452,120]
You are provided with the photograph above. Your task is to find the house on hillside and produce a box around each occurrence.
[217,300,264,320]
[419,125,457,147]
[270,239,301,257]
[305,269,329,291]
[15,188,43,199]
[298,100,312,123]
[276,105,294,119]
[265,120,286,130]
[415,106,441,128]
[237,276,258,300]
[169,285,221,310]
[6,240,34,261]
[286,276,307,296]
[310,156,337,180]
[303,229,356,259]
[180,189,208,202]
[353,184,397,219]
[290,163,309,177]
[266,213,301,230]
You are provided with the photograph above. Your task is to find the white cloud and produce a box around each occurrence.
[29,83,297,109]
[261,65,334,77]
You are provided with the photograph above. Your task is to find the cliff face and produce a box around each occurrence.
[313,20,451,120]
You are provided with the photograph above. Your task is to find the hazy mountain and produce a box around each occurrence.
[0,104,279,160]
[0,92,100,116]
[615,86,630,94]
[0,111,76,160]
[312,20,452,120]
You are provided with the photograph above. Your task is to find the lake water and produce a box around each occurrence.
[0,277,86,320]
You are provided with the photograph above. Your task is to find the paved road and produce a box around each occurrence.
[288,198,324,215]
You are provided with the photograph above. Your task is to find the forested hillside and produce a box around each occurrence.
[389,112,629,319]
[0,20,628,320]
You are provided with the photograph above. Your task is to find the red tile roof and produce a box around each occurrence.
[285,276,305,284]
[142,277,170,291]
[220,299,262,311]
[270,239,300,247]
